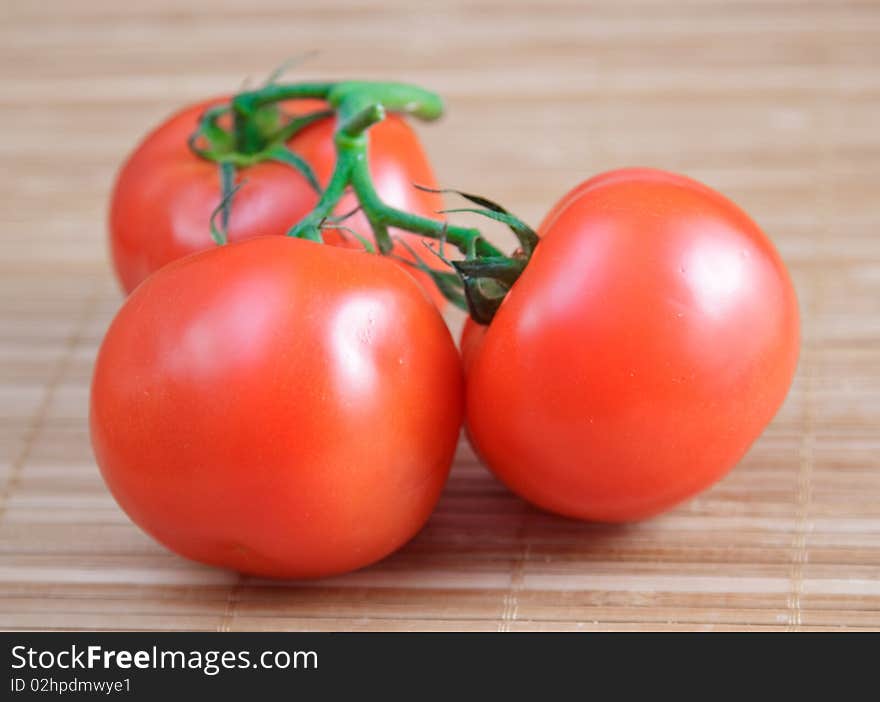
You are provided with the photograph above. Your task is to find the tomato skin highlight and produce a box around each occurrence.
[109,97,447,306]
[465,168,800,522]
[90,237,463,578]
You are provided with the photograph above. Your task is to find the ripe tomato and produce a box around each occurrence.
[109,97,447,306]
[90,237,463,578]
[464,168,799,522]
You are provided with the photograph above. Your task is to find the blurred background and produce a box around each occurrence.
[0,0,878,630]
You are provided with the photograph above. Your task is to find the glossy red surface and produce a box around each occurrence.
[109,98,447,306]
[91,237,463,577]
[464,169,800,522]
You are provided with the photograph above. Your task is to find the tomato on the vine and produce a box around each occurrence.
[463,168,800,522]
[109,97,447,306]
[90,236,463,578]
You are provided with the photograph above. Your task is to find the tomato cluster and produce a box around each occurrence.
[91,81,799,578]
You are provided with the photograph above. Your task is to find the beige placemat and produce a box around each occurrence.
[0,0,877,630]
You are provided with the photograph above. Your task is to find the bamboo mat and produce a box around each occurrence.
[1,0,878,631]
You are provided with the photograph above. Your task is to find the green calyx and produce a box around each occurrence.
[187,101,329,191]
[187,77,539,325]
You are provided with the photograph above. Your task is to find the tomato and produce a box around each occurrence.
[109,97,447,306]
[464,168,799,522]
[90,237,463,578]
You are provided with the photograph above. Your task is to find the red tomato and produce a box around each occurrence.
[109,97,447,306]
[464,168,799,522]
[90,237,463,578]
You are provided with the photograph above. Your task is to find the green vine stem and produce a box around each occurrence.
[188,78,538,324]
